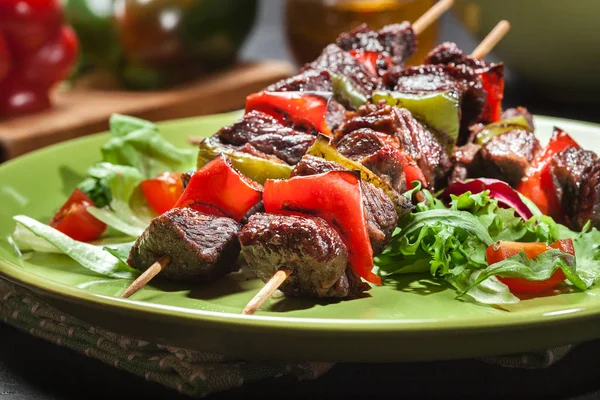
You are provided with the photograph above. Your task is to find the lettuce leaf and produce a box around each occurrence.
[13,215,138,279]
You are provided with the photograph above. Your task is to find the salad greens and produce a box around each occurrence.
[10,114,196,279]
[375,182,600,305]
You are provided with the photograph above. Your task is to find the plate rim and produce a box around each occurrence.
[2,113,600,338]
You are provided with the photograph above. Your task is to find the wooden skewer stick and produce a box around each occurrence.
[412,0,454,35]
[121,255,171,298]
[242,269,291,315]
[470,20,511,59]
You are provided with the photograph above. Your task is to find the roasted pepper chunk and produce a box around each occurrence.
[348,49,391,76]
[474,116,531,145]
[517,128,580,219]
[371,89,460,151]
[245,91,333,136]
[196,136,292,184]
[175,154,262,222]
[477,63,504,123]
[263,170,381,285]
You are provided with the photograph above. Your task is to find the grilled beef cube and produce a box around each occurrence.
[239,213,370,298]
[336,103,451,188]
[475,129,541,187]
[501,107,535,131]
[335,22,417,69]
[575,162,600,230]
[448,142,481,184]
[335,128,406,193]
[424,42,486,69]
[291,155,398,254]
[384,64,486,143]
[550,147,598,225]
[303,44,381,107]
[181,170,194,189]
[216,111,315,165]
[128,208,241,282]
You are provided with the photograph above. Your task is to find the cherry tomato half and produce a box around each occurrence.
[486,239,573,293]
[49,188,107,242]
[141,172,183,215]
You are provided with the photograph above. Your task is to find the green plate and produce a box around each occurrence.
[2,112,600,362]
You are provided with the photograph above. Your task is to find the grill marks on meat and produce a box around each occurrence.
[549,147,599,229]
[216,111,315,165]
[476,129,541,187]
[384,64,486,143]
[128,208,241,282]
[291,155,398,254]
[335,22,417,69]
[336,128,406,193]
[336,103,451,188]
[239,213,370,298]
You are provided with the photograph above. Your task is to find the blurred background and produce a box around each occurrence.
[0,0,598,161]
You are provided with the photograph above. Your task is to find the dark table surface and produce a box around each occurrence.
[3,1,600,399]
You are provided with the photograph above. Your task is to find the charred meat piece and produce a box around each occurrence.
[216,111,315,165]
[239,213,370,298]
[501,107,535,131]
[291,155,398,255]
[384,64,486,140]
[335,22,417,69]
[128,208,241,282]
[550,147,598,226]
[335,128,406,193]
[475,129,541,187]
[448,142,481,184]
[424,42,486,69]
[575,162,600,230]
[336,103,451,188]
[266,69,347,130]
[303,44,381,104]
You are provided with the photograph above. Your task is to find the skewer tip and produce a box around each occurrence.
[242,269,291,315]
[121,255,171,299]
[413,0,455,35]
[470,19,511,59]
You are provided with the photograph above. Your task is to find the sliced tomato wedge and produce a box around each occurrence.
[486,239,573,293]
[49,188,107,242]
[141,172,183,215]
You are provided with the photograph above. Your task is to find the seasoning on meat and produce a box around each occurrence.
[291,154,398,254]
[127,208,241,282]
[575,162,600,230]
[336,102,451,188]
[550,147,598,228]
[475,129,541,187]
[239,213,370,298]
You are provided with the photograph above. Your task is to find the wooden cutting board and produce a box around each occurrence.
[0,61,296,162]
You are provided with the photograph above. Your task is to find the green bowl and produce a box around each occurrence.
[454,0,600,100]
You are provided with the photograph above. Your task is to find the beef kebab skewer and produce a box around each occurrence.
[120,0,455,300]
[240,20,512,315]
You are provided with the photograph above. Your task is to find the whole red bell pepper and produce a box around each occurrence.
[245,90,332,136]
[173,154,263,222]
[517,128,580,219]
[0,0,78,117]
[263,170,381,285]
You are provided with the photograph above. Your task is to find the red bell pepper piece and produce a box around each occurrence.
[476,63,504,123]
[517,128,580,219]
[173,154,262,222]
[348,49,391,76]
[141,172,183,215]
[263,170,381,285]
[245,91,332,136]
[49,188,107,242]
[486,239,573,293]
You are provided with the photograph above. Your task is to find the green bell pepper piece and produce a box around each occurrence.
[196,137,292,184]
[371,90,460,151]
[330,73,368,109]
[474,116,531,145]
